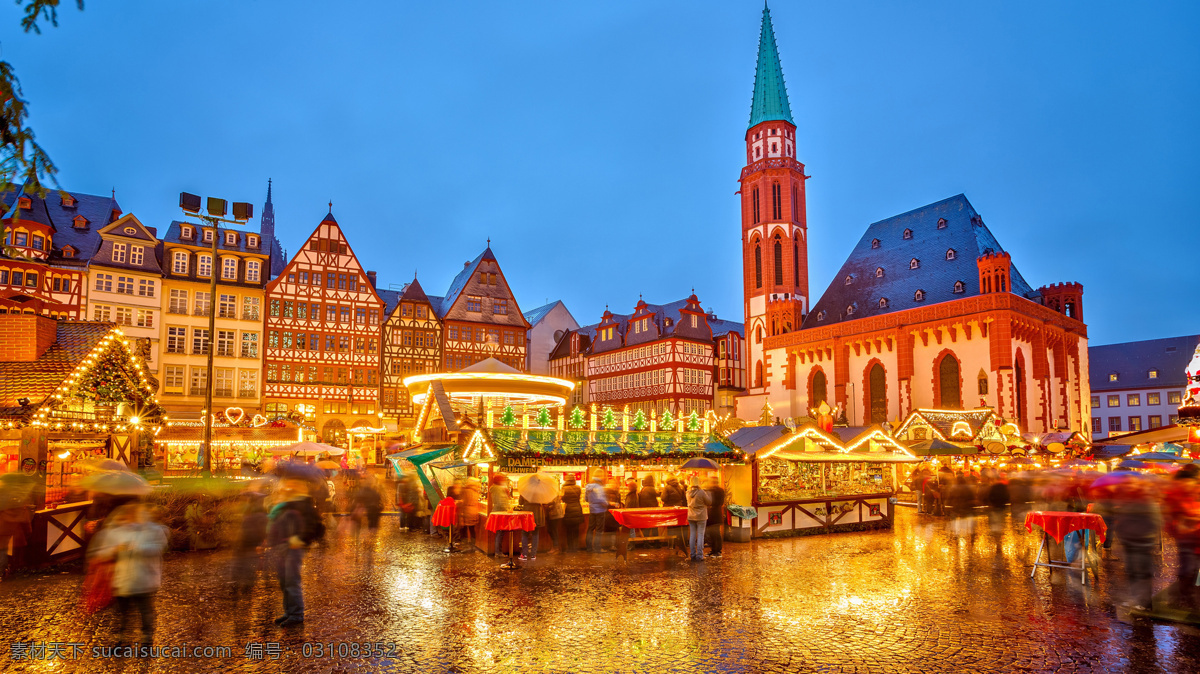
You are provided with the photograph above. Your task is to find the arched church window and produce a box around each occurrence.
[773,236,783,285]
[754,243,762,289]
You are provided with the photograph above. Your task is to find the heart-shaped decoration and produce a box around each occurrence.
[224,407,245,425]
[251,414,268,427]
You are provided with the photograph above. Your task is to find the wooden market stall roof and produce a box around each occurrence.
[483,427,740,465]
[717,423,919,463]
[894,408,1000,443]
[155,424,301,444]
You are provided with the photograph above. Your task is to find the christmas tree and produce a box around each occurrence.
[687,410,701,432]
[536,407,551,428]
[500,405,517,426]
[569,406,586,429]
[661,409,674,431]
[632,409,647,431]
[602,407,617,430]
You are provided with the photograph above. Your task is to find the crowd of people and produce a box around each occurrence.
[909,461,1200,613]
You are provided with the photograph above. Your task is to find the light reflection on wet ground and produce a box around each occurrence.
[2,508,1200,672]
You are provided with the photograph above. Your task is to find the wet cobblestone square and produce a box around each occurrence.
[3,508,1199,673]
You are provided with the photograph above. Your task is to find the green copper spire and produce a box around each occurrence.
[748,4,794,129]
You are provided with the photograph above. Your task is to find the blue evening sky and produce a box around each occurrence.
[6,1,1197,345]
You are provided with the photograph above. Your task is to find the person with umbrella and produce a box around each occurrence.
[266,479,317,627]
[517,473,558,560]
[0,474,35,577]
[89,503,169,647]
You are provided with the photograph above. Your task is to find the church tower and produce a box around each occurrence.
[741,4,807,393]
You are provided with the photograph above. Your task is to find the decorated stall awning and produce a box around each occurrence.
[488,428,739,467]
[155,425,301,444]
[719,423,919,463]
[907,438,976,456]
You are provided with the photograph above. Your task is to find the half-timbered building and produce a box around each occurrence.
[0,184,122,318]
[439,246,530,372]
[380,277,442,429]
[262,210,385,444]
[549,295,741,420]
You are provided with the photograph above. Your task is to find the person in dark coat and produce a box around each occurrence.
[561,475,584,553]
[946,476,975,536]
[705,477,726,557]
[623,479,641,537]
[638,476,659,508]
[1114,481,1163,610]
[662,477,684,507]
[985,477,1010,534]
[351,474,385,542]
[266,479,312,627]
[232,491,267,592]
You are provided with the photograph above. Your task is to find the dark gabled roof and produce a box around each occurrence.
[440,247,491,317]
[161,220,271,254]
[1088,334,1200,391]
[401,278,431,303]
[378,289,401,316]
[524,300,566,327]
[803,194,1038,329]
[548,325,594,361]
[1,185,120,262]
[709,317,745,338]
[0,321,115,412]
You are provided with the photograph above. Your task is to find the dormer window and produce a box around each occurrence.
[123,226,137,235]
[61,194,76,208]
[953,280,965,294]
[843,274,855,286]
[875,267,884,278]
[72,215,88,229]
[248,235,259,248]
[902,228,912,240]
[816,310,826,321]
[871,238,881,249]
[937,218,947,229]
[1109,373,1118,382]
[914,289,926,301]
[225,232,237,246]
[62,245,76,258]
[910,258,920,270]
[202,228,213,243]
[946,248,957,260]
[879,297,889,308]
[1149,369,1159,379]
[17,197,31,209]
[846,303,857,315]
[181,225,193,239]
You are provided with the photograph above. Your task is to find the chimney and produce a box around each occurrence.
[0,314,58,362]
[367,271,377,288]
[464,261,471,269]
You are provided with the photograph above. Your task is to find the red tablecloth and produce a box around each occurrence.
[610,507,689,529]
[485,512,535,533]
[1025,510,1107,544]
[432,499,457,528]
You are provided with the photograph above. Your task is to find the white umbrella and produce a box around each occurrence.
[267,441,345,457]
[516,472,559,504]
[81,470,150,496]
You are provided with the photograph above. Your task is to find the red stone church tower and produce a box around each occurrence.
[741,5,808,395]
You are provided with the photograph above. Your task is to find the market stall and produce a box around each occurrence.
[718,424,919,538]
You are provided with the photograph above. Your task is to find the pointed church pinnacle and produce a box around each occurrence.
[749,3,794,129]
[266,178,273,204]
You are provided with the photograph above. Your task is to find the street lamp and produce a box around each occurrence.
[179,192,254,478]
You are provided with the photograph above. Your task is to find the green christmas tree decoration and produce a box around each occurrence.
[602,407,617,430]
[536,407,551,428]
[687,410,701,432]
[661,409,674,430]
[500,405,517,426]
[569,406,586,429]
[632,409,647,431]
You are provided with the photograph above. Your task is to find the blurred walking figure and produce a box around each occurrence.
[985,476,1010,535]
[458,478,482,549]
[0,474,34,577]
[705,477,726,558]
[1164,464,1200,610]
[946,476,976,536]
[585,476,608,553]
[686,477,711,561]
[546,484,564,553]
[398,474,419,532]
[1113,477,1163,611]
[91,503,168,646]
[232,490,268,593]
[351,474,384,547]
[518,495,545,560]
[561,475,583,553]
[267,479,318,627]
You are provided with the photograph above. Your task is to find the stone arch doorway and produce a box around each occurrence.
[809,368,827,409]
[321,419,346,446]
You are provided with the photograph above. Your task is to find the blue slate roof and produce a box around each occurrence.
[1,184,120,262]
[524,300,564,327]
[162,220,271,254]
[709,317,745,338]
[748,5,794,128]
[803,194,1038,329]
[1088,334,1200,392]
[378,289,401,316]
[439,246,495,318]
